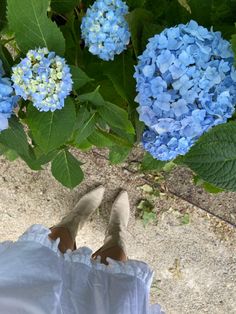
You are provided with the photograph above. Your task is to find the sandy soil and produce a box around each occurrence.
[0,150,235,314]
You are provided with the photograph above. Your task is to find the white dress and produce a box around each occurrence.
[0,224,165,314]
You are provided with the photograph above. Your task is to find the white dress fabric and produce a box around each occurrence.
[0,224,165,314]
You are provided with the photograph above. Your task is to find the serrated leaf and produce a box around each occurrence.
[70,65,93,90]
[7,0,65,55]
[182,122,236,191]
[141,152,167,171]
[98,101,135,134]
[27,98,76,153]
[51,150,84,188]
[51,0,80,13]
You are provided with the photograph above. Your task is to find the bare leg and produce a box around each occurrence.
[92,245,127,265]
[48,227,75,254]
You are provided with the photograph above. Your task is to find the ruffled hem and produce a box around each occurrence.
[18,224,62,256]
[18,224,154,287]
[149,304,166,314]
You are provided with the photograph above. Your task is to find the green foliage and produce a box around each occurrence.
[182,122,236,191]
[141,152,167,171]
[98,101,135,134]
[27,98,76,153]
[126,8,153,56]
[7,0,65,55]
[77,87,106,107]
[0,44,13,75]
[0,0,234,191]
[0,0,7,31]
[109,146,131,164]
[0,116,41,170]
[137,199,156,227]
[70,65,93,90]
[51,0,80,13]
[181,213,190,225]
[74,111,97,145]
[102,52,136,103]
[193,175,224,193]
[51,149,84,188]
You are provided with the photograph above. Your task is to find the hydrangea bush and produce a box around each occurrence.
[134,20,236,161]
[0,0,236,192]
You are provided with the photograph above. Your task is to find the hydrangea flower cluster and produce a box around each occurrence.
[134,20,236,161]
[0,61,18,132]
[12,48,72,112]
[81,0,131,61]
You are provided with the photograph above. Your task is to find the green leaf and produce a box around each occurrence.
[27,98,76,153]
[142,211,156,227]
[88,129,115,148]
[0,116,41,169]
[91,128,132,147]
[141,152,167,171]
[33,147,59,165]
[109,146,131,164]
[77,87,106,107]
[182,122,236,191]
[231,33,236,61]
[181,213,190,225]
[7,0,65,55]
[193,175,224,193]
[70,65,93,91]
[74,139,93,150]
[0,143,18,161]
[74,112,97,145]
[98,101,135,134]
[126,8,153,56]
[0,0,7,31]
[102,52,136,103]
[0,44,13,75]
[51,150,84,188]
[126,0,146,9]
[51,0,80,13]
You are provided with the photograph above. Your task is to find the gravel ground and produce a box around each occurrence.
[0,150,235,314]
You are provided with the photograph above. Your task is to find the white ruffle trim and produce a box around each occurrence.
[18,224,62,256]
[18,224,154,286]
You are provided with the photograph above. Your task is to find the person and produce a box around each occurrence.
[0,186,165,314]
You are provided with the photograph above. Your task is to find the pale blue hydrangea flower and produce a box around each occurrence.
[81,0,131,61]
[0,61,18,132]
[134,20,236,161]
[12,48,72,112]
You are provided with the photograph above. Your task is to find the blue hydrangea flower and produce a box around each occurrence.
[12,48,72,112]
[81,0,131,61]
[134,20,236,161]
[0,61,18,132]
